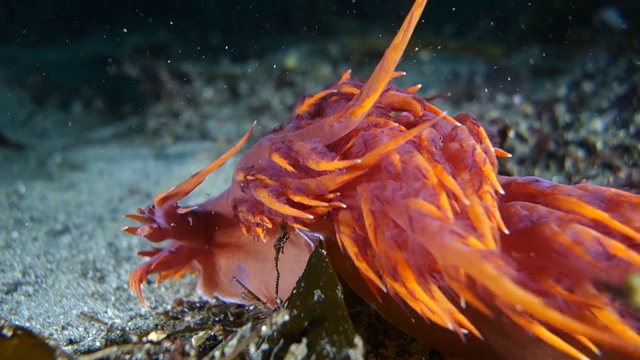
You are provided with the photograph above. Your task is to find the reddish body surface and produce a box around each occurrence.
[123,0,640,358]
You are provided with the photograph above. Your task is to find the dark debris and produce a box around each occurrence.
[0,317,73,360]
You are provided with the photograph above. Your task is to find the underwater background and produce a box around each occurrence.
[1,0,639,358]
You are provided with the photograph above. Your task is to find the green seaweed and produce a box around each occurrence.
[255,247,363,359]
[211,247,364,359]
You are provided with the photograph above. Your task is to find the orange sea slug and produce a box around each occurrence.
[123,0,640,358]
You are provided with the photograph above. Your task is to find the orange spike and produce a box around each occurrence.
[502,307,591,360]
[123,213,150,223]
[129,264,150,307]
[303,156,362,171]
[550,194,639,242]
[406,84,422,94]
[292,0,428,145]
[250,186,314,220]
[338,69,352,84]
[337,84,361,95]
[121,226,139,235]
[335,211,386,292]
[379,90,424,116]
[407,198,450,222]
[494,147,512,157]
[287,192,330,207]
[425,103,461,126]
[294,89,338,116]
[154,122,256,209]
[440,249,640,357]
[343,0,426,121]
[465,193,498,250]
[573,336,601,357]
[358,113,442,169]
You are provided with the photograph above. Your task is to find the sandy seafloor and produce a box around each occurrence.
[1,8,639,359]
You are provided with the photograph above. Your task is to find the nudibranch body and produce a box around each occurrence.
[124,0,640,358]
